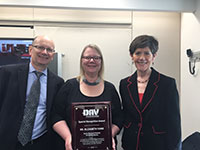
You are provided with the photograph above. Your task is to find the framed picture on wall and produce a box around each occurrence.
[0,38,33,66]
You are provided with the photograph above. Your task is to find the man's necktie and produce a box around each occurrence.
[17,71,43,146]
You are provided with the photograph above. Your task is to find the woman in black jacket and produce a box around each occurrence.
[120,35,181,150]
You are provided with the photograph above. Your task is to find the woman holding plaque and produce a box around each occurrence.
[51,44,123,150]
[119,35,181,150]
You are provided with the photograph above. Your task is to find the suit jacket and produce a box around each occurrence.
[0,63,64,150]
[119,68,181,150]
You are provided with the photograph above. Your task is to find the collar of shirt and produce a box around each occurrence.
[29,63,47,76]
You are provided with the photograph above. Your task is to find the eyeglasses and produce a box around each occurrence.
[33,45,55,53]
[82,56,102,61]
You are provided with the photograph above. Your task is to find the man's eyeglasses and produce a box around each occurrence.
[33,45,55,53]
[82,56,102,61]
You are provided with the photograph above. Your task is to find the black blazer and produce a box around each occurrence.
[120,68,181,150]
[0,63,64,150]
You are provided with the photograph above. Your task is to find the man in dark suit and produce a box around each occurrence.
[0,35,64,150]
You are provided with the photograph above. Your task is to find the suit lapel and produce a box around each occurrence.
[141,68,160,113]
[127,72,141,113]
[18,64,29,109]
[127,68,161,115]
[46,70,54,120]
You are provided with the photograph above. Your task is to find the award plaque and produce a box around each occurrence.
[71,101,112,150]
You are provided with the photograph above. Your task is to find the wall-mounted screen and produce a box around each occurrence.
[0,38,33,66]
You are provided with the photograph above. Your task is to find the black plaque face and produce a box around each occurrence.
[71,101,112,150]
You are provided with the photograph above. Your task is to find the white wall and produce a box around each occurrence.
[181,0,200,140]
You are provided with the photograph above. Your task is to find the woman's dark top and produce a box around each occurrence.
[51,78,123,130]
